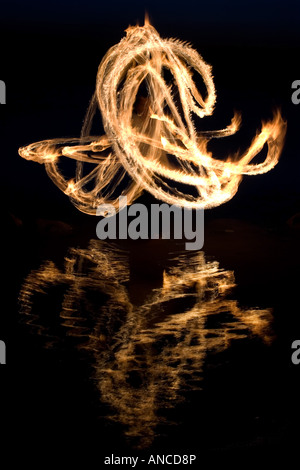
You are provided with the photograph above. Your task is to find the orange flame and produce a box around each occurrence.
[19,22,287,215]
[19,242,274,446]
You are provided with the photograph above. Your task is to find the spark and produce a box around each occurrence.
[19,21,287,215]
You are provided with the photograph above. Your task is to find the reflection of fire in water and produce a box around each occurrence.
[19,242,273,447]
[19,21,286,215]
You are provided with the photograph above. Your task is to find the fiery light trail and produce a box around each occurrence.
[19,21,286,214]
[19,242,273,447]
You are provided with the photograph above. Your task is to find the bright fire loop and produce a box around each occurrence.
[19,21,287,215]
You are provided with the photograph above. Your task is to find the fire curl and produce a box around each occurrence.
[19,21,287,214]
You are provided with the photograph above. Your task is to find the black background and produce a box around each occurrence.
[1,0,300,466]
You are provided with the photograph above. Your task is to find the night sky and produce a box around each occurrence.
[1,0,299,221]
[1,0,299,30]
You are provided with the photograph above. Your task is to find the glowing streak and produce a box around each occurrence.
[19,21,287,215]
[19,243,274,446]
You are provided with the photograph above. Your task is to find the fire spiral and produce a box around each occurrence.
[19,20,287,215]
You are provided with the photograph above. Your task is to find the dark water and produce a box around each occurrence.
[6,219,299,465]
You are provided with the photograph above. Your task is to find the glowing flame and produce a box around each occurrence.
[19,22,286,214]
[19,242,273,447]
